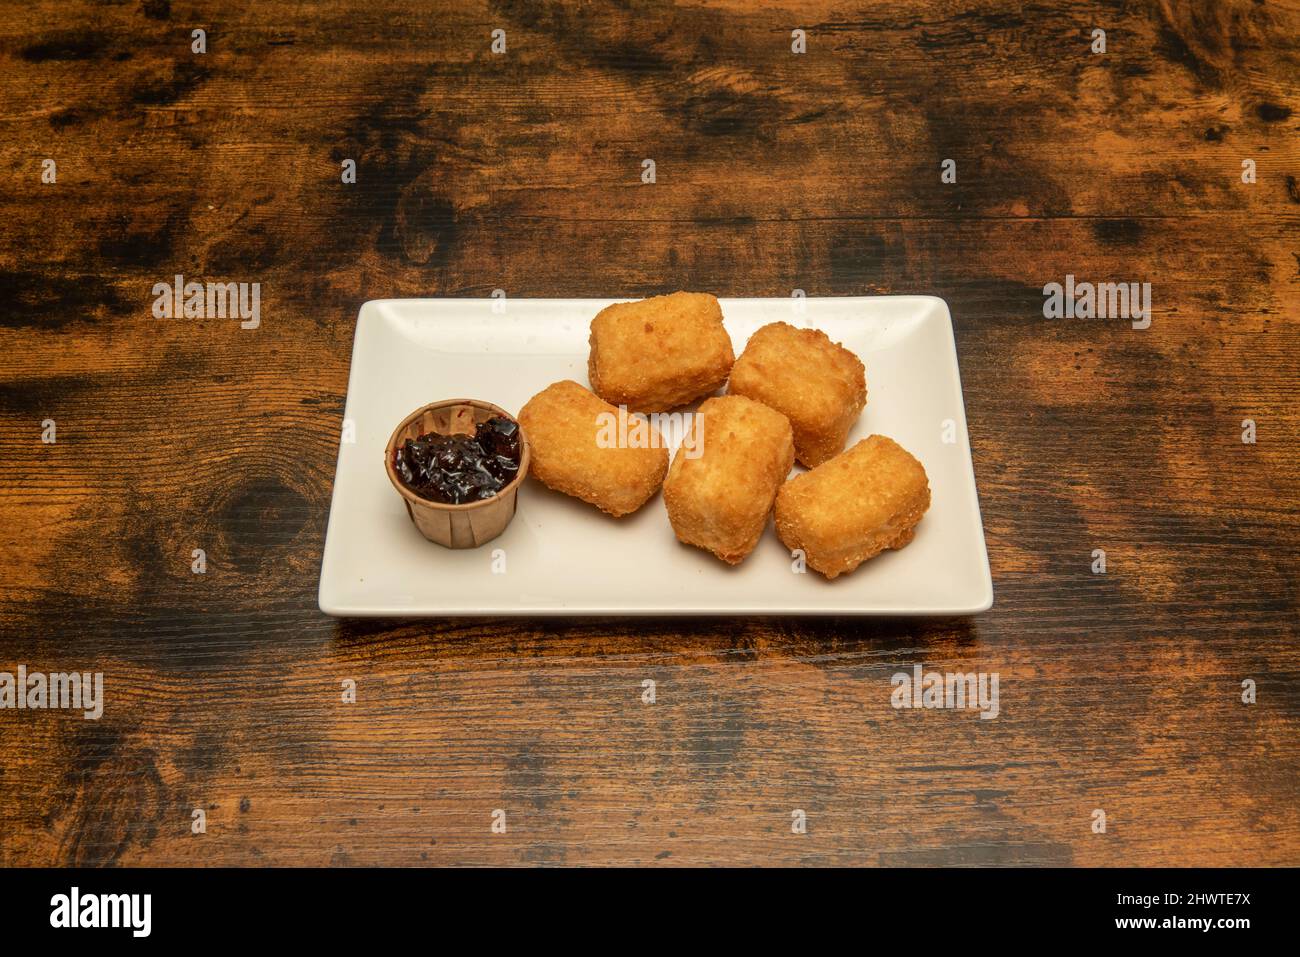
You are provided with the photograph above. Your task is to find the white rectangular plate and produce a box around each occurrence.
[319,297,993,616]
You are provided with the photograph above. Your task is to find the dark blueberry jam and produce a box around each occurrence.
[393,416,522,504]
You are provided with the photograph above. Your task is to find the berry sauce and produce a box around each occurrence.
[393,416,522,505]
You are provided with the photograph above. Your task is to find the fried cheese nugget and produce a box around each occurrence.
[728,322,867,467]
[518,380,668,517]
[774,435,929,579]
[588,292,735,412]
[662,395,795,564]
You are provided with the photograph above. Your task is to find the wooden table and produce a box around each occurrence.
[1,0,1296,866]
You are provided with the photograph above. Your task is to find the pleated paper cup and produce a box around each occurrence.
[384,399,530,549]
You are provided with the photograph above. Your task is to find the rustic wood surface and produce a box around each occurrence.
[0,0,1297,866]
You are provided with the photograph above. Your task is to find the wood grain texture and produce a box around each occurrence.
[0,0,1297,866]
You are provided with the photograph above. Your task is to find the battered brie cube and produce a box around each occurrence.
[587,292,734,413]
[518,380,668,517]
[774,435,929,579]
[727,321,866,467]
[662,395,795,565]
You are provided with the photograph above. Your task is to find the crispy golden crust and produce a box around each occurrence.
[518,380,668,517]
[774,435,929,579]
[662,395,795,564]
[588,292,735,413]
[727,321,867,467]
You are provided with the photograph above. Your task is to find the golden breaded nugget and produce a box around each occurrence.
[662,395,794,564]
[774,435,929,579]
[588,292,735,412]
[518,380,668,517]
[728,321,867,467]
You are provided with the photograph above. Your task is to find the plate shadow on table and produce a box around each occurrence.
[325,613,983,666]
